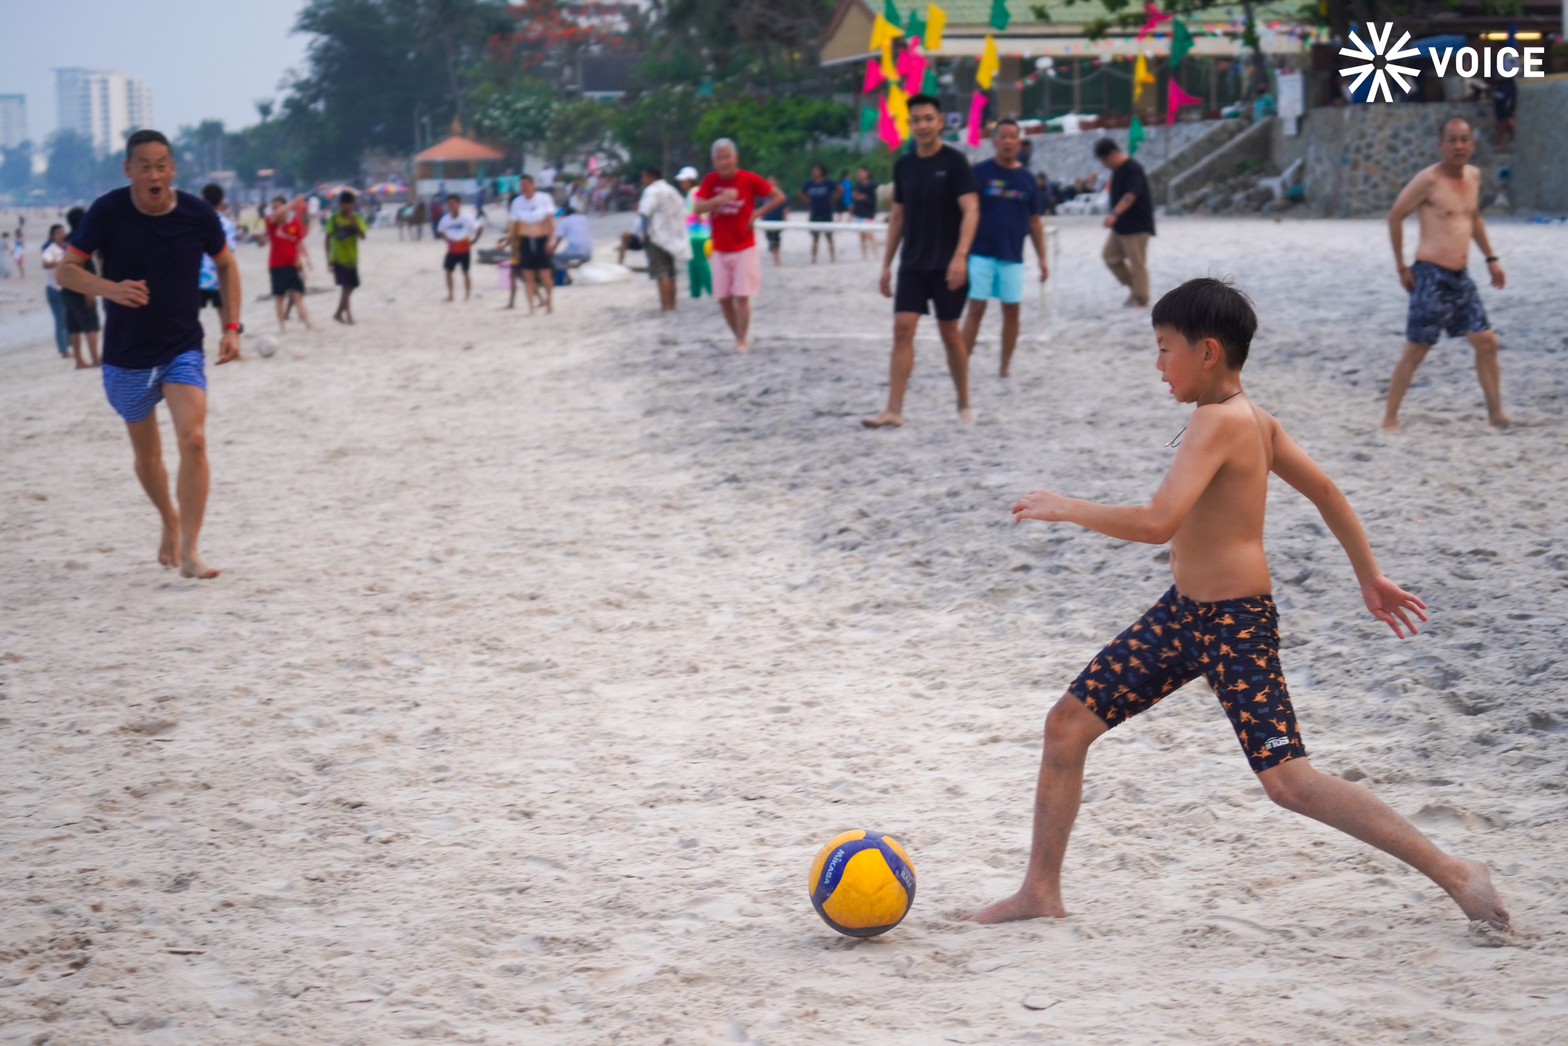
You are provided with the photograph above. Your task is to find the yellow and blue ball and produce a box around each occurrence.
[807,830,917,937]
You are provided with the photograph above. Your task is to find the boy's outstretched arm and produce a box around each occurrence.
[1012,407,1231,544]
[1268,418,1428,638]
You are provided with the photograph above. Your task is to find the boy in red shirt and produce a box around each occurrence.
[692,138,785,352]
[266,196,314,333]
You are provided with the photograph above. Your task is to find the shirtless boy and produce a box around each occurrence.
[969,277,1510,934]
[508,174,555,314]
[1382,117,1507,431]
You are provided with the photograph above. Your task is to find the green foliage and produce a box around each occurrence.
[693,96,854,185]
[472,79,559,147]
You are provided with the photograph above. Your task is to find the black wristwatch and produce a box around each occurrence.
[1484,256,1499,264]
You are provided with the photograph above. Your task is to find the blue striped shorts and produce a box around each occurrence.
[102,349,206,424]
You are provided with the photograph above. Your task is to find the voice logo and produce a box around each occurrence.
[1339,23,1547,103]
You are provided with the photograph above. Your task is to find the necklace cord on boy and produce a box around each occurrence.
[1165,390,1243,449]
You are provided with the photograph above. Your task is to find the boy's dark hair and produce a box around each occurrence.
[66,206,86,230]
[1093,137,1121,160]
[1151,278,1258,370]
[126,129,171,160]
[641,165,661,180]
[906,93,941,113]
[338,190,356,204]
[995,117,1021,130]
[446,193,461,202]
[519,172,534,183]
[201,183,224,207]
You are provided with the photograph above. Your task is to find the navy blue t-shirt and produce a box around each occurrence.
[802,179,837,222]
[68,187,227,370]
[970,159,1043,264]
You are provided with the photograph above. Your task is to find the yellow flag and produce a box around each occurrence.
[976,34,1000,90]
[888,82,911,137]
[926,4,948,51]
[1134,53,1156,100]
[869,13,904,52]
[881,38,901,81]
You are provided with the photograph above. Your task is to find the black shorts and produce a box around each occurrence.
[894,269,968,322]
[62,290,100,334]
[443,251,471,273]
[513,236,551,271]
[200,288,223,310]
[764,229,782,249]
[269,266,305,297]
[332,263,360,289]
[645,243,676,281]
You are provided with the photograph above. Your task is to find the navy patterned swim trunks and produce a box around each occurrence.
[1406,261,1489,346]
[1068,586,1308,774]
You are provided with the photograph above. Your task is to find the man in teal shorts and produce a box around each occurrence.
[961,119,1048,378]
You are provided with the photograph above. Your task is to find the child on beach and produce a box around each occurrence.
[969,278,1510,933]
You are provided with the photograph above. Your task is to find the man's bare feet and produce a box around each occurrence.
[861,411,903,429]
[158,527,179,569]
[966,890,1067,924]
[958,407,975,425]
[1446,859,1510,932]
[1489,412,1511,430]
[179,548,221,580]
[1380,417,1402,433]
[735,341,750,353]
[75,361,89,370]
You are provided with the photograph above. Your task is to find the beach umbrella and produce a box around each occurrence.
[367,180,409,196]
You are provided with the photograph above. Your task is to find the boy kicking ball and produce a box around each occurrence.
[969,278,1509,934]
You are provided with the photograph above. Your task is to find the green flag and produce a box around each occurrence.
[1128,115,1146,156]
[1171,20,1194,67]
[924,66,940,95]
[884,0,903,30]
[861,106,879,132]
[907,9,926,43]
[989,0,1010,32]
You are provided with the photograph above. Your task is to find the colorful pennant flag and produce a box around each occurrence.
[925,3,947,51]
[887,82,911,138]
[1128,115,1146,155]
[869,13,904,51]
[1171,19,1195,66]
[966,91,987,147]
[923,66,940,95]
[1168,78,1202,124]
[879,101,904,151]
[976,34,1000,90]
[1133,53,1156,100]
[897,44,928,88]
[883,0,903,31]
[861,105,879,132]
[906,8,926,43]
[989,0,1011,32]
[881,38,900,81]
[863,58,886,94]
[1137,2,1172,42]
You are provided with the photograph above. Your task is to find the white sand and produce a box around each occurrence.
[2,213,1565,1044]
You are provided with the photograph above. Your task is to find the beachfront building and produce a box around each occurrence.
[0,94,27,149]
[412,134,507,199]
[54,68,153,158]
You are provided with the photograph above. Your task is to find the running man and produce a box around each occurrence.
[55,129,243,580]
[692,139,786,352]
[508,174,555,314]
[325,190,367,324]
[962,119,1049,378]
[437,194,476,301]
[1094,137,1155,308]
[968,277,1510,934]
[863,93,979,428]
[1381,117,1507,432]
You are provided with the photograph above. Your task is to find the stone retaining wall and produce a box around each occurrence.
[1509,75,1568,215]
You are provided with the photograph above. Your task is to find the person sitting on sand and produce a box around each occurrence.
[1381,117,1508,432]
[970,277,1510,935]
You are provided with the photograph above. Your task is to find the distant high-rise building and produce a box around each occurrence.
[54,68,154,157]
[0,94,26,150]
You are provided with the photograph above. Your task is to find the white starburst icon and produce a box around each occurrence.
[1339,23,1422,103]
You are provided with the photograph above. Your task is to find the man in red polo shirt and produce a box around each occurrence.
[692,138,786,352]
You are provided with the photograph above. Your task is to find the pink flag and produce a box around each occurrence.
[879,99,904,151]
[897,44,927,88]
[1167,78,1202,124]
[1137,1,1171,41]
[863,57,886,94]
[966,91,986,147]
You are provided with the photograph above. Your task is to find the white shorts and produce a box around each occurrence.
[712,246,762,299]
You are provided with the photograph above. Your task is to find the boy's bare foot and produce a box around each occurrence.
[735,341,750,353]
[861,411,903,429]
[1380,417,1402,432]
[75,361,89,370]
[158,527,179,569]
[179,549,221,580]
[967,890,1068,924]
[1447,859,1510,932]
[958,407,975,425]
[1489,412,1511,430]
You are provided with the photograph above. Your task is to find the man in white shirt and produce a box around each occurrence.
[436,194,478,302]
[41,224,71,358]
[508,174,556,314]
[636,166,694,313]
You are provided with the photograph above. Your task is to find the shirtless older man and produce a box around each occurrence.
[508,174,555,314]
[1382,117,1507,431]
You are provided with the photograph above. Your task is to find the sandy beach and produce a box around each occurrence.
[2,212,1565,1044]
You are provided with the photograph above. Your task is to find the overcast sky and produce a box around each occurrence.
[0,0,312,143]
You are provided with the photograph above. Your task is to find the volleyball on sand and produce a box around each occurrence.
[807,830,917,938]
